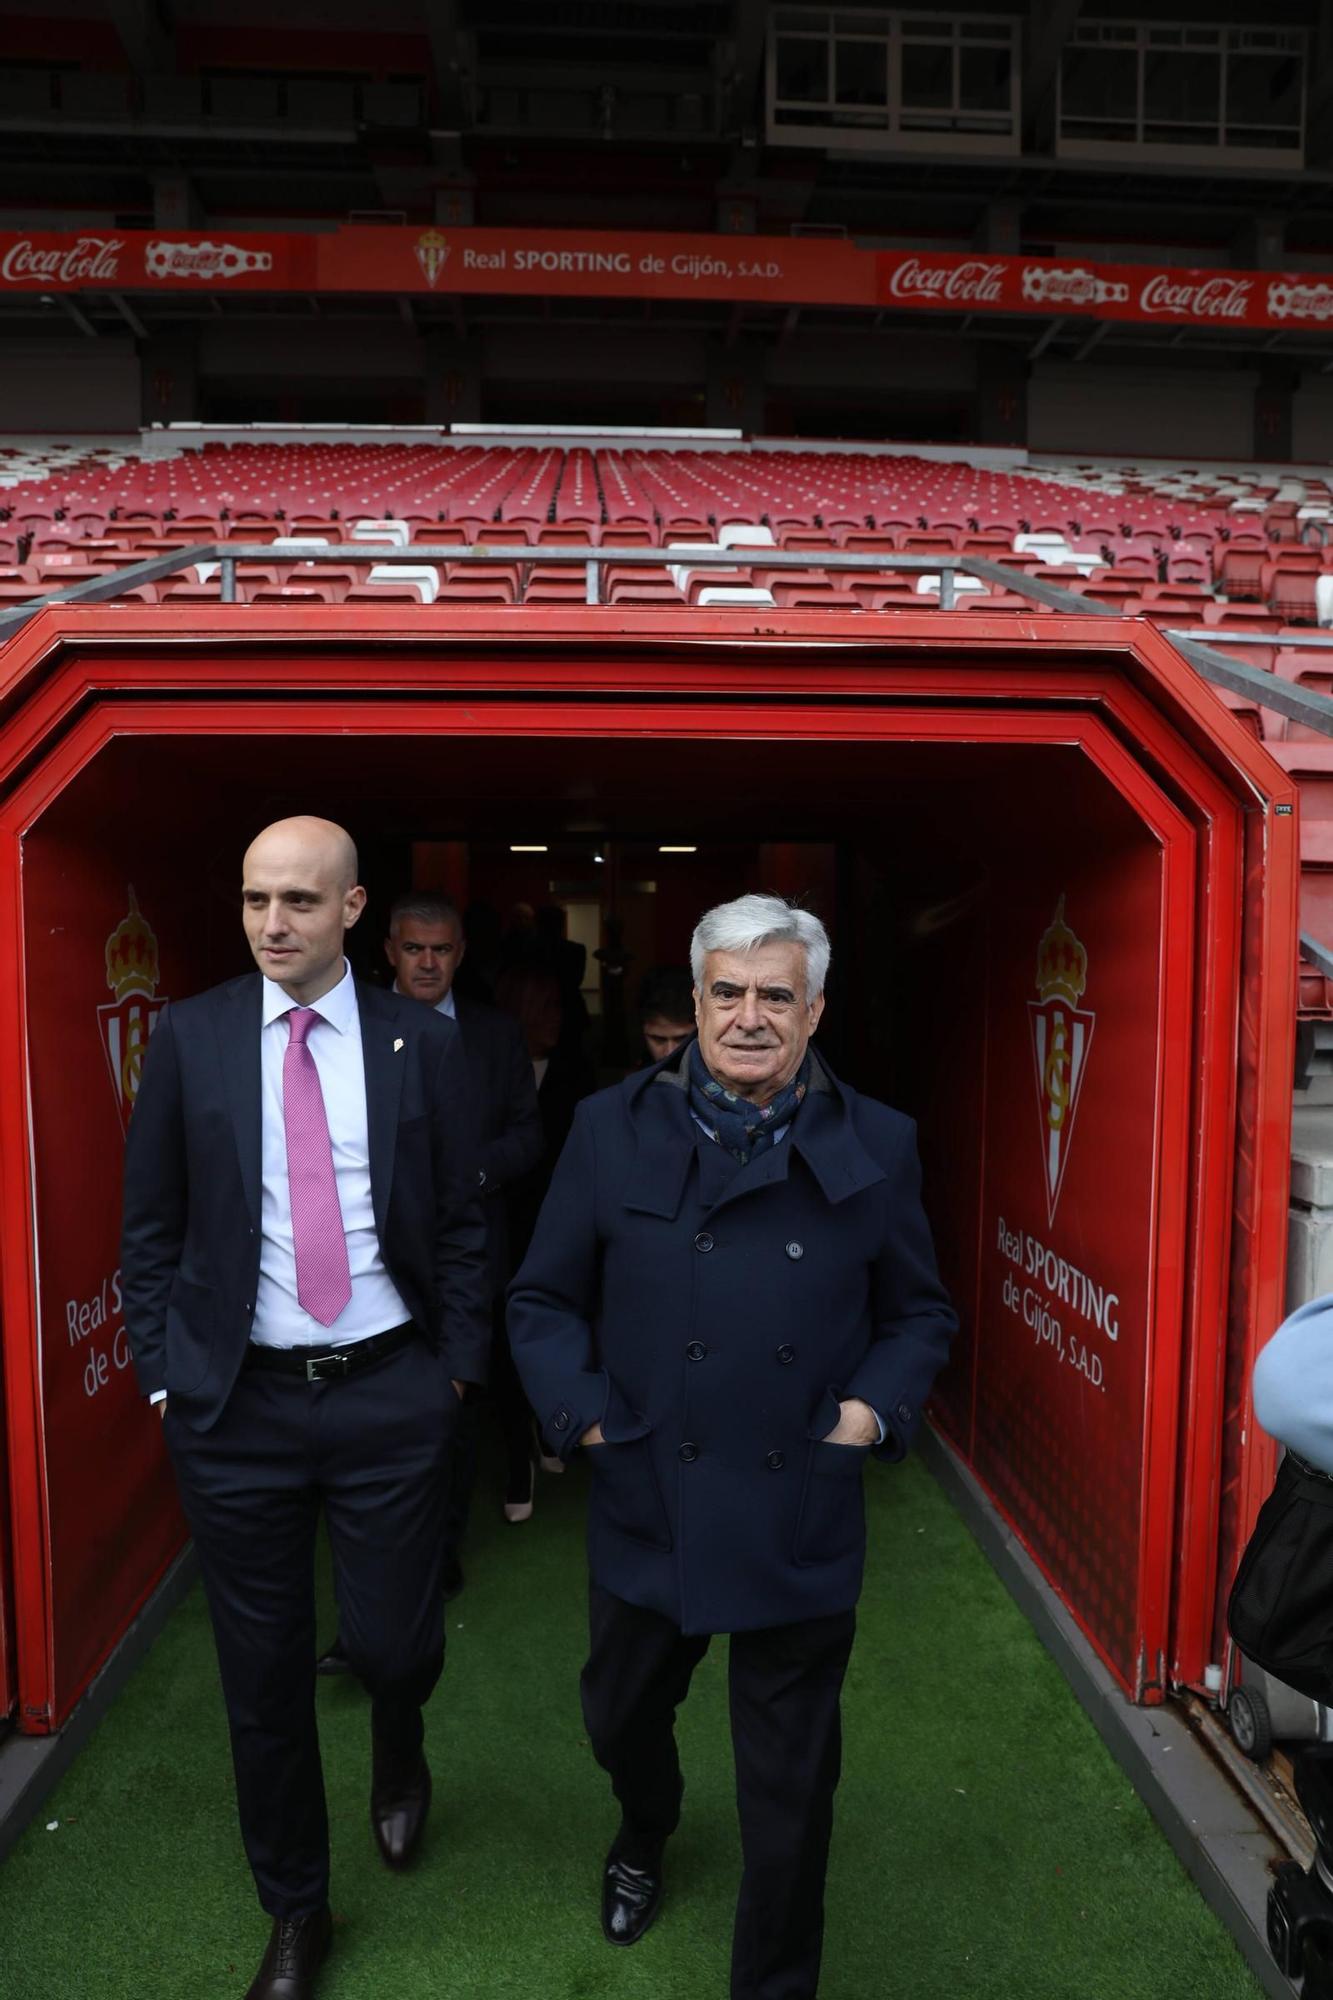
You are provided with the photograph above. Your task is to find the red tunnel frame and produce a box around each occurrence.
[0,602,1300,1727]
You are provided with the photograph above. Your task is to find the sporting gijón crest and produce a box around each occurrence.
[98,887,167,1132]
[1027,897,1095,1225]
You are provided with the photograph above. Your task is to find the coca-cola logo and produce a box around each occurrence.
[0,235,123,285]
[145,239,273,282]
[1021,264,1131,309]
[886,256,1005,305]
[1268,279,1333,323]
[1138,273,1252,321]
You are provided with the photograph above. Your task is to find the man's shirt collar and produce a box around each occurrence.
[262,957,356,1032]
[391,979,456,1018]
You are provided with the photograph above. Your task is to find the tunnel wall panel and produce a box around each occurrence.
[20,797,190,1722]
[972,798,1169,1691]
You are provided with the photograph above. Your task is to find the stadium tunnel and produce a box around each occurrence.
[0,599,1299,1738]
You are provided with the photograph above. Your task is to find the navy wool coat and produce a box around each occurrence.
[507,1043,958,1634]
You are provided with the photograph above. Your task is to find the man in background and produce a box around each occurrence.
[316,886,541,1677]
[635,965,696,1068]
[385,892,542,1542]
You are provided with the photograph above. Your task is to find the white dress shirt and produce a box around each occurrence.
[391,981,455,1019]
[251,960,410,1349]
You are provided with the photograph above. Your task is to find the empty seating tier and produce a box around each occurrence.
[4,432,1333,1012]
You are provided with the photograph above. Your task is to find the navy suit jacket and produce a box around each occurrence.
[452,993,542,1288]
[120,973,491,1431]
[507,1043,958,1635]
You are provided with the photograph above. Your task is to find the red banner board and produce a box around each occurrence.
[0,230,314,292]
[974,852,1163,1689]
[875,248,1333,331]
[314,225,873,305]
[0,223,1330,331]
[22,779,189,1727]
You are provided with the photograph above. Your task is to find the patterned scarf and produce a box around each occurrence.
[688,1038,812,1166]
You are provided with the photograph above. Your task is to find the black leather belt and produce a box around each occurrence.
[245,1321,417,1382]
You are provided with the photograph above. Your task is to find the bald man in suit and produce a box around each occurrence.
[121,816,489,2000]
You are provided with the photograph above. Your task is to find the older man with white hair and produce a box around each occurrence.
[508,892,957,2000]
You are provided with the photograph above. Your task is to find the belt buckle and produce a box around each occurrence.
[306,1351,352,1382]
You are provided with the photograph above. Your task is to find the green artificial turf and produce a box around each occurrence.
[0,1449,1262,2000]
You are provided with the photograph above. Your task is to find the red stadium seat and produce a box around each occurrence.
[773,588,863,610]
[536,525,601,547]
[1219,547,1267,599]
[856,586,929,611]
[1269,566,1321,624]
[430,582,519,607]
[250,586,336,605]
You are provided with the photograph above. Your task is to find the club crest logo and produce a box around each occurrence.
[1028,898,1094,1224]
[415,229,451,288]
[98,888,166,1130]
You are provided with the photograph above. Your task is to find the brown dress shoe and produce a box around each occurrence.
[244,1907,331,1999]
[371,1742,432,1870]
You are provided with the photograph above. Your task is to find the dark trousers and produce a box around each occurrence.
[164,1338,457,1917]
[581,1584,857,2000]
[445,1300,536,1547]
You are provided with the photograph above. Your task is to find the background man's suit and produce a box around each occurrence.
[443,990,542,1541]
[508,1042,957,1999]
[121,973,489,1916]
[452,990,542,1296]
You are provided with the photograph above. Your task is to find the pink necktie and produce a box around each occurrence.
[283,1008,352,1327]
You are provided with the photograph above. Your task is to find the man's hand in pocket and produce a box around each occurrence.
[822,1399,878,1446]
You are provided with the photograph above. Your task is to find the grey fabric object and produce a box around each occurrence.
[1253,1292,1333,1472]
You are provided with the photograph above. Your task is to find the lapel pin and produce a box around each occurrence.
[393,1038,404,1053]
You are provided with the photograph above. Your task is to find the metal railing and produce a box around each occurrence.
[5,532,1333,973]
[5,533,1333,743]
[0,536,1122,626]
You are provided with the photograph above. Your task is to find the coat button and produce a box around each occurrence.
[553,1411,570,1431]
[785,1240,803,1259]
[686,1341,707,1362]
[694,1231,714,1253]
[766,1449,786,1471]
[897,1402,912,1425]
[776,1344,796,1364]
[678,1441,699,1462]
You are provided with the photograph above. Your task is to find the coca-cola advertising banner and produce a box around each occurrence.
[3,224,1333,331]
[876,248,1333,331]
[0,230,313,290]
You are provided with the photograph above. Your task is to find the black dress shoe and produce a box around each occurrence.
[315,1638,352,1678]
[371,1743,432,1870]
[601,1844,665,1947]
[244,1907,331,1999]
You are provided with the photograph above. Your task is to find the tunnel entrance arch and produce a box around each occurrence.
[0,606,1297,1729]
